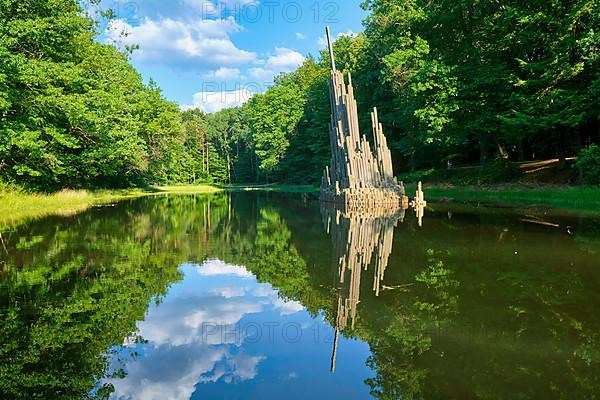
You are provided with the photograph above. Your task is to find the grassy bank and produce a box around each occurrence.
[0,185,222,226]
[414,184,600,211]
[221,184,320,193]
[152,185,223,195]
[3,181,599,228]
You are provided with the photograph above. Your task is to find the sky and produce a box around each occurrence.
[93,0,368,112]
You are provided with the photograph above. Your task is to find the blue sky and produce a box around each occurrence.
[93,0,367,112]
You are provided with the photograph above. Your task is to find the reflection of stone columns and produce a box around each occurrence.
[412,182,427,227]
[322,205,404,372]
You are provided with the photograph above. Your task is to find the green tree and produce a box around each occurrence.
[247,78,305,181]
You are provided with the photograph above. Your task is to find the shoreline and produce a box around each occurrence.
[0,185,223,227]
[413,184,600,212]
[2,183,599,228]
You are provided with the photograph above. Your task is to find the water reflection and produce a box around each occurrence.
[99,259,373,400]
[1,193,600,399]
[103,262,274,399]
[321,205,405,373]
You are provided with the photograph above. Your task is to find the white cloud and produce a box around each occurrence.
[203,67,241,80]
[183,0,259,13]
[138,295,265,346]
[181,0,215,11]
[105,17,257,68]
[247,67,276,82]
[252,285,275,298]
[264,47,305,71]
[103,259,316,400]
[318,30,357,50]
[246,48,305,83]
[108,344,264,400]
[295,32,307,40]
[208,286,247,298]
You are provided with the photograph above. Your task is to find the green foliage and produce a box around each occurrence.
[0,0,182,189]
[206,0,600,184]
[2,192,600,398]
[248,81,305,180]
[0,208,184,399]
[576,144,600,184]
[2,0,600,189]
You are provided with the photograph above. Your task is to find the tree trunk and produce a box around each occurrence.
[226,153,232,184]
[555,126,567,163]
[206,142,210,176]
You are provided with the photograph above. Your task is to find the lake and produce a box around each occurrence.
[1,192,599,399]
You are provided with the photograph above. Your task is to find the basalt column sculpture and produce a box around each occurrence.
[320,27,405,210]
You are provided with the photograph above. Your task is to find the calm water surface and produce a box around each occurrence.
[1,192,599,399]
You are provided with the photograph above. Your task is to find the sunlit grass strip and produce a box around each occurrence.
[0,189,94,223]
[223,184,319,193]
[151,185,223,194]
[0,185,223,227]
[0,189,141,226]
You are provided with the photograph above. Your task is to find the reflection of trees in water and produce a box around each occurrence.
[365,249,459,400]
[0,205,186,399]
[0,193,323,399]
[323,206,405,322]
[319,201,464,398]
[2,195,600,399]
[575,217,600,255]
[320,204,600,399]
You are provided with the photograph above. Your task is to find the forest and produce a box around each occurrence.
[1,0,599,190]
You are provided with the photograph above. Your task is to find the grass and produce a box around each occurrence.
[412,184,600,212]
[221,184,319,193]
[0,184,222,227]
[398,158,600,212]
[0,183,320,228]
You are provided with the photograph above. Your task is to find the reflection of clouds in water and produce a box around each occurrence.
[109,343,264,400]
[139,295,266,346]
[272,297,305,315]
[106,260,303,399]
[207,286,247,298]
[200,350,266,385]
[252,282,305,315]
[252,285,275,297]
[195,260,253,278]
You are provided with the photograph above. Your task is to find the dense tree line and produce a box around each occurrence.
[206,0,600,184]
[0,0,255,190]
[0,0,183,189]
[1,0,599,189]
